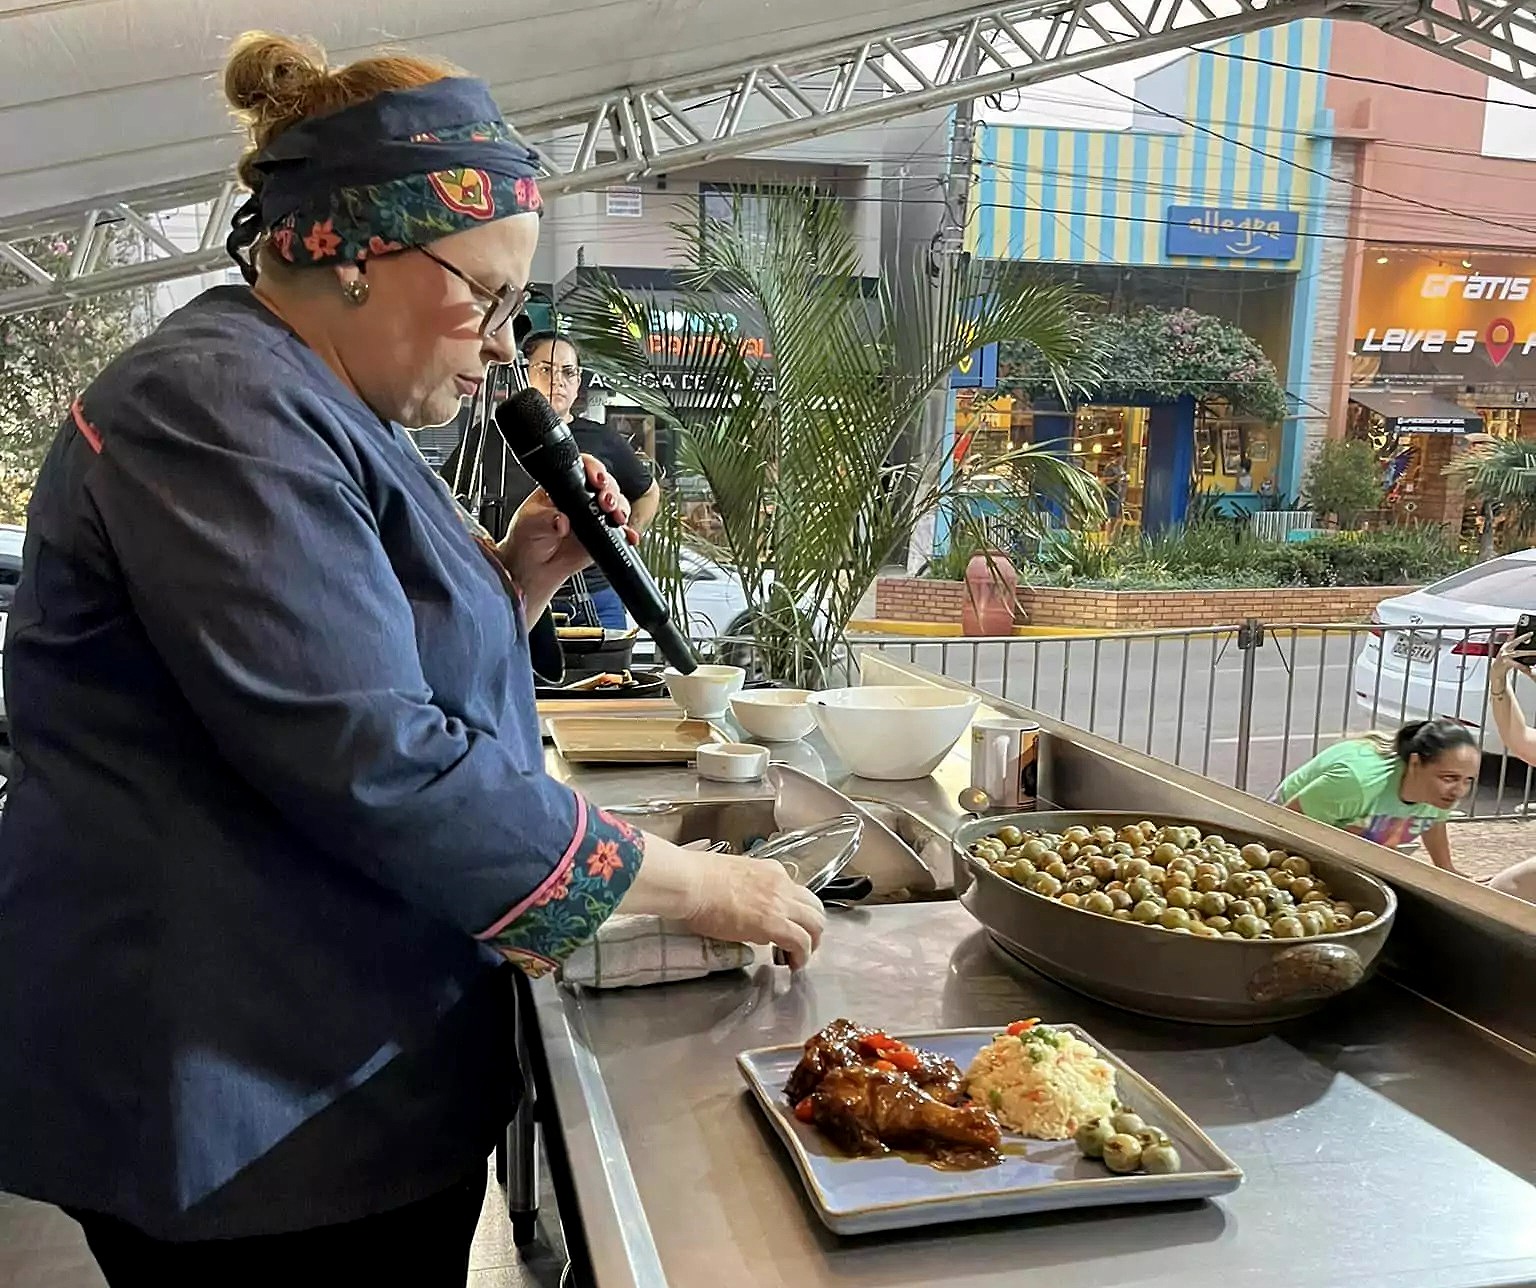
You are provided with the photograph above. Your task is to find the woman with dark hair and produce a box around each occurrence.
[1274,718,1480,872]
[0,30,821,1281]
[515,329,662,628]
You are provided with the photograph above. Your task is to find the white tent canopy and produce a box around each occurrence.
[4,0,1536,312]
[0,0,1043,231]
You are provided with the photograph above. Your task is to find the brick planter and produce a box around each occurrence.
[874,577,1419,630]
[874,577,970,624]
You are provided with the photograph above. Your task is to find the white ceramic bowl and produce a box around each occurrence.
[663,664,746,719]
[729,689,816,742]
[807,686,979,781]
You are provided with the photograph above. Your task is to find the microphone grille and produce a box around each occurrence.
[494,388,581,472]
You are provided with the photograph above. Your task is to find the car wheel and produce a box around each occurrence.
[718,613,768,683]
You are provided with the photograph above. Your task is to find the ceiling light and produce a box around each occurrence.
[1376,254,1390,265]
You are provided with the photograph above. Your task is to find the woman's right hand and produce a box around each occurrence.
[682,853,827,970]
[617,833,827,970]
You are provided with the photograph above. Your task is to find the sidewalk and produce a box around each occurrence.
[1449,817,1535,881]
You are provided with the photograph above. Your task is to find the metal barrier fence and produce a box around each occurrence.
[1247,510,1315,542]
[855,621,1536,821]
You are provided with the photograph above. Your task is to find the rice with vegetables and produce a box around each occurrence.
[964,1021,1118,1139]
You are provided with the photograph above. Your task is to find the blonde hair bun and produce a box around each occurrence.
[224,30,458,189]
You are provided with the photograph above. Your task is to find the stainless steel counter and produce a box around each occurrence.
[545,903,1536,1288]
[529,676,1536,1287]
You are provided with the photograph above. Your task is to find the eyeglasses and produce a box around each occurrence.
[415,245,526,338]
[530,360,583,384]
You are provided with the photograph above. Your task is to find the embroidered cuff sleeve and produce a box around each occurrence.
[475,799,645,976]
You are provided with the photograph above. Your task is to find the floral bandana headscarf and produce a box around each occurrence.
[226,76,543,283]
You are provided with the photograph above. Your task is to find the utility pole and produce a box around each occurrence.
[907,45,980,574]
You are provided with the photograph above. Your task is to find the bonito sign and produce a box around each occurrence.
[1354,250,1536,383]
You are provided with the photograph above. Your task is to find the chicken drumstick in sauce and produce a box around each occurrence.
[785,1019,1002,1170]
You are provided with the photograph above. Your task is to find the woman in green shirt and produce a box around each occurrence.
[1274,718,1480,873]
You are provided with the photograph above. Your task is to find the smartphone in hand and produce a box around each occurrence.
[1510,613,1536,665]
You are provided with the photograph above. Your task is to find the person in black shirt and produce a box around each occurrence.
[512,330,660,628]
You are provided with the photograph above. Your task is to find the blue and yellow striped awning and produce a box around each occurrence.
[967,20,1331,269]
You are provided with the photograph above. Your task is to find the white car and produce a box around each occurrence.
[1353,549,1536,753]
[630,547,752,663]
[630,548,850,680]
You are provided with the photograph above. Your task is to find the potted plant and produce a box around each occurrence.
[563,191,1104,684]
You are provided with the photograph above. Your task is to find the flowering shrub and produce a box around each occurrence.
[998,306,1289,423]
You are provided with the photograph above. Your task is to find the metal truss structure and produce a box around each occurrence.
[8,0,1536,314]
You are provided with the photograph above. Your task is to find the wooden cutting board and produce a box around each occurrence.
[535,697,680,720]
[547,716,724,764]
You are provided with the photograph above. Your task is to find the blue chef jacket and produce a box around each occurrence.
[0,287,643,1239]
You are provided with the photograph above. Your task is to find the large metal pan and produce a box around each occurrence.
[954,810,1397,1025]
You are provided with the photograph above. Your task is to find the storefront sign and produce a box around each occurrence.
[1354,250,1536,389]
[643,304,772,361]
[588,368,776,396]
[1165,206,1299,261]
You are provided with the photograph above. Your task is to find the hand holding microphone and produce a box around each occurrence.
[502,456,634,594]
[494,388,700,674]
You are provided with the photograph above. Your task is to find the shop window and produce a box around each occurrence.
[1196,402,1274,495]
[1482,407,1525,440]
[1072,406,1147,527]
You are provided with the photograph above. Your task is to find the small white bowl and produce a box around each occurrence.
[807,685,979,781]
[664,664,746,719]
[729,688,815,742]
[696,741,770,783]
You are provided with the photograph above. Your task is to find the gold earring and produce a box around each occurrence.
[342,278,370,306]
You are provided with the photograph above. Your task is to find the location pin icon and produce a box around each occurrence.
[1487,317,1517,367]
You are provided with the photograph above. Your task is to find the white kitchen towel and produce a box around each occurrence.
[560,915,756,988]
[559,837,756,988]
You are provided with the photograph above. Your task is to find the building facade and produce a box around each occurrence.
[437,103,950,531]
[962,20,1344,530]
[1327,24,1536,529]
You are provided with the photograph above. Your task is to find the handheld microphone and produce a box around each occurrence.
[494,388,699,675]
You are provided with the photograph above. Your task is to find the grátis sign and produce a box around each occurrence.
[1354,251,1536,388]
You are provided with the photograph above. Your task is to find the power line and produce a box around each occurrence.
[1205,47,1536,110]
[1079,73,1536,241]
[972,156,1536,244]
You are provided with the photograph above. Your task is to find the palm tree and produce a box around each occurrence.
[563,191,1105,683]
[1448,436,1536,559]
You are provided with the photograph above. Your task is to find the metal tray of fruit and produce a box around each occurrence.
[954,811,1397,1025]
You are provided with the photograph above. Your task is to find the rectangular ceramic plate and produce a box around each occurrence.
[737,1025,1242,1235]
[547,715,723,764]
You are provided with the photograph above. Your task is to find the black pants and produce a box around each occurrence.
[67,1169,486,1287]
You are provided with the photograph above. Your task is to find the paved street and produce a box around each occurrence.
[862,630,1536,819]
